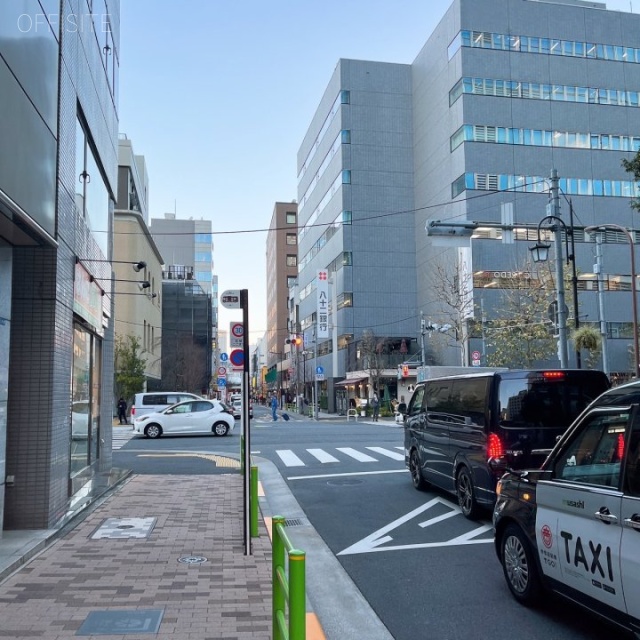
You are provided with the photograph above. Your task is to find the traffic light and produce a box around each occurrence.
[402,365,409,378]
[293,336,303,347]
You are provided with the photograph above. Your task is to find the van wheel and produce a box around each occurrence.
[456,467,480,519]
[145,424,162,439]
[410,450,428,491]
[213,422,229,436]
[500,523,541,605]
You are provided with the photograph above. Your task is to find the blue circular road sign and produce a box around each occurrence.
[220,353,228,362]
[316,366,324,375]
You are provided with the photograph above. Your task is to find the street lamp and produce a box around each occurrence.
[585,224,640,379]
[529,215,572,369]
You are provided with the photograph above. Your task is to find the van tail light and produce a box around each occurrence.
[488,433,504,459]
[542,371,565,381]
[131,406,136,416]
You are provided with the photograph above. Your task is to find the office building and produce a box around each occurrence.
[1,3,121,531]
[265,202,299,401]
[297,0,640,399]
[114,138,164,389]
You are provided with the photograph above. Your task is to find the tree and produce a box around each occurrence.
[359,329,388,400]
[427,252,474,365]
[621,149,640,211]
[114,335,146,404]
[484,269,556,368]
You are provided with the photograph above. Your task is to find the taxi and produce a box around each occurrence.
[493,395,640,635]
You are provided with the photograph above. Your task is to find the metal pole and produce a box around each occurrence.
[568,199,581,368]
[551,170,569,368]
[420,312,426,365]
[594,233,610,376]
[586,224,640,379]
[241,289,251,555]
[313,324,319,421]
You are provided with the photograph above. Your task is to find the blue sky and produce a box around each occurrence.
[117,0,635,344]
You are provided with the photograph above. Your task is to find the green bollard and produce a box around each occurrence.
[288,550,306,640]
[250,466,259,538]
[272,516,285,640]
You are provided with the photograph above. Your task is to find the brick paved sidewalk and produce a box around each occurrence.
[0,475,272,639]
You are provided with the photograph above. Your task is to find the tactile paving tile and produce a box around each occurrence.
[90,516,157,539]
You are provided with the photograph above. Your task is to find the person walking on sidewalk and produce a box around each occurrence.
[270,394,278,421]
[371,393,380,422]
[117,397,128,424]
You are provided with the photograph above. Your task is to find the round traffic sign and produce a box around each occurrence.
[472,351,481,360]
[218,366,227,376]
[229,349,244,367]
[220,353,228,362]
[316,366,324,375]
[231,322,244,338]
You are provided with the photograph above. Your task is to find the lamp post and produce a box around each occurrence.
[585,224,640,379]
[529,215,571,369]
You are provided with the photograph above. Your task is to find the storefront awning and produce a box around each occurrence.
[334,376,368,387]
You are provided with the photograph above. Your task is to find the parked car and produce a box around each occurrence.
[493,384,640,635]
[130,391,202,421]
[403,369,610,518]
[132,399,235,438]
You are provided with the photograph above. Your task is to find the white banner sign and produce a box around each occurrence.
[317,270,329,339]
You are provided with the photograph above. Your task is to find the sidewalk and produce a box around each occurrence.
[0,456,394,639]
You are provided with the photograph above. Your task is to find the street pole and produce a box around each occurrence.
[568,199,581,369]
[551,170,569,368]
[593,233,610,376]
[420,312,426,365]
[313,323,319,421]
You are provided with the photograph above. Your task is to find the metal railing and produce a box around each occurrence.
[272,515,306,640]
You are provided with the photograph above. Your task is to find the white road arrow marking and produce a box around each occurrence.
[338,496,493,556]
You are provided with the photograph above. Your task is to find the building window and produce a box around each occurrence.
[340,90,350,104]
[287,276,297,288]
[195,233,212,244]
[342,170,351,184]
[341,130,351,144]
[286,233,297,245]
[75,114,109,255]
[286,254,297,267]
[286,211,296,224]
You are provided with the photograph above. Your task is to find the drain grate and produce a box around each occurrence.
[76,609,164,635]
[284,518,303,527]
[91,517,157,539]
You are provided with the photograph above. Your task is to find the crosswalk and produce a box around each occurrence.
[112,428,136,449]
[275,446,405,467]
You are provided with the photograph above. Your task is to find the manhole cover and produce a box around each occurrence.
[91,517,157,539]
[177,556,208,564]
[327,478,363,486]
[76,609,164,635]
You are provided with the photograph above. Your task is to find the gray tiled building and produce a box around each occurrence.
[297,0,640,400]
[1,2,120,531]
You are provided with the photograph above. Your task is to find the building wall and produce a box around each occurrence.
[413,0,640,369]
[266,202,298,373]
[3,0,120,529]
[296,59,417,384]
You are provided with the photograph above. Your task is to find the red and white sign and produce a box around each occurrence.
[217,366,227,376]
[229,349,244,369]
[230,322,244,348]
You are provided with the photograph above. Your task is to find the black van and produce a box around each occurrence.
[403,369,610,519]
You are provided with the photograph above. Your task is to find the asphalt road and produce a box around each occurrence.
[113,408,629,640]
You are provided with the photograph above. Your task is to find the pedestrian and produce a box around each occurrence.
[371,392,380,422]
[117,397,127,424]
[270,394,278,421]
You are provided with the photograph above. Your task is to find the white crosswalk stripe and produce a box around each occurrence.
[366,447,405,460]
[336,447,378,462]
[307,449,340,463]
[276,450,305,467]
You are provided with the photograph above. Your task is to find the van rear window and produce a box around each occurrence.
[498,378,603,428]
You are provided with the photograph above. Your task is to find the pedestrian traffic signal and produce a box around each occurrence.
[402,365,409,377]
